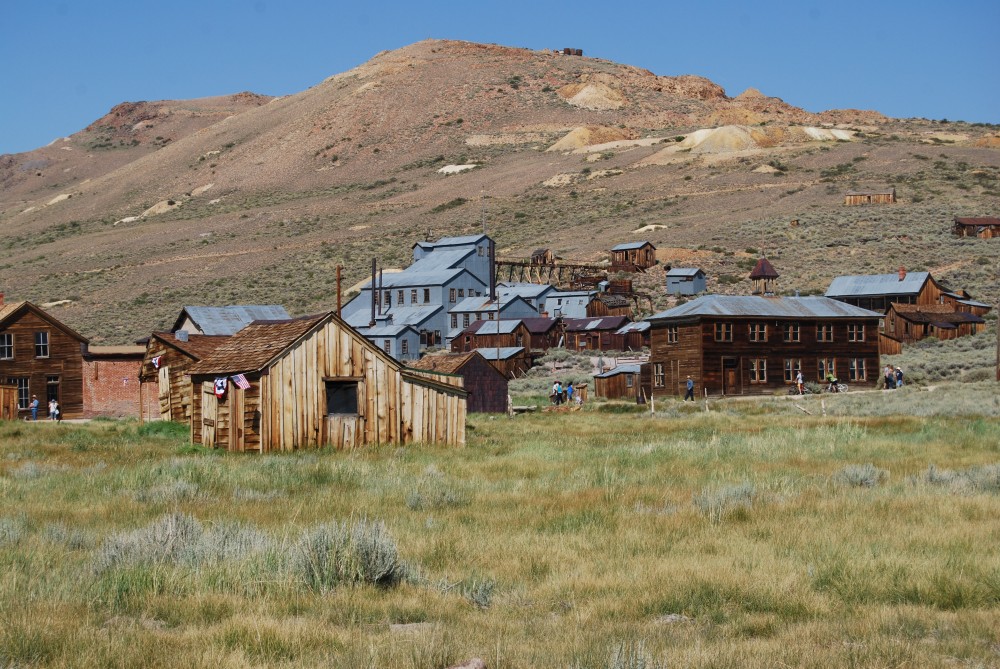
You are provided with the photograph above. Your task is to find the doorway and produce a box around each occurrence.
[722,357,739,395]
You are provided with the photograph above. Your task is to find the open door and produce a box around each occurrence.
[202,385,218,448]
[157,365,171,420]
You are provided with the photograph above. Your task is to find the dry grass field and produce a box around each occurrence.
[2,379,999,668]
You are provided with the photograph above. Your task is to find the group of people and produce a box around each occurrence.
[883,364,904,390]
[550,380,581,406]
[26,395,60,421]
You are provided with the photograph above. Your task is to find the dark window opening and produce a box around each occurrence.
[326,381,359,415]
[35,331,50,358]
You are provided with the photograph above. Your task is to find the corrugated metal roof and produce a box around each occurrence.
[476,347,525,360]
[548,289,596,299]
[177,305,290,336]
[665,267,703,277]
[468,319,522,335]
[595,363,642,378]
[450,295,495,312]
[413,233,489,249]
[648,295,882,322]
[360,324,419,337]
[360,268,467,289]
[521,317,560,333]
[957,299,992,309]
[564,316,629,331]
[615,321,650,334]
[407,248,475,273]
[825,272,930,298]
[344,305,442,328]
[611,241,652,251]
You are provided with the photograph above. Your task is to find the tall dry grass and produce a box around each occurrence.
[0,391,998,667]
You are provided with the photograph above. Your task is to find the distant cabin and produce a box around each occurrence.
[409,351,508,413]
[953,217,1000,239]
[531,248,555,265]
[594,363,651,402]
[844,188,896,206]
[665,267,706,296]
[610,241,657,272]
[476,346,532,379]
[884,303,986,343]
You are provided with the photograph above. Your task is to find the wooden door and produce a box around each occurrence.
[202,386,218,448]
[722,357,738,395]
[157,365,171,420]
[229,390,244,452]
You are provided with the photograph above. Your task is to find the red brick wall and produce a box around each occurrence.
[81,358,144,418]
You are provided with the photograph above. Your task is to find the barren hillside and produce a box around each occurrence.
[0,39,997,342]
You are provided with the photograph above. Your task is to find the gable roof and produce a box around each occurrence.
[149,332,232,359]
[749,257,779,279]
[665,267,704,278]
[188,314,329,375]
[360,324,420,337]
[648,295,881,322]
[172,305,290,336]
[359,268,484,290]
[611,241,653,251]
[521,317,561,334]
[465,319,525,335]
[497,283,556,300]
[476,347,526,361]
[888,303,985,325]
[615,321,650,334]
[595,363,643,378]
[0,301,89,343]
[407,247,476,273]
[825,272,931,298]
[564,316,630,332]
[344,304,443,329]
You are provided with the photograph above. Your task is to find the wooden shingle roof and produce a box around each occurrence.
[151,332,232,360]
[408,352,478,375]
[188,314,328,375]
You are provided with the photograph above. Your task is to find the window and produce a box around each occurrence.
[423,288,430,304]
[714,323,733,342]
[383,340,391,354]
[325,381,358,415]
[401,340,409,355]
[458,289,465,298]
[848,324,865,342]
[749,358,767,383]
[748,323,767,342]
[35,332,49,358]
[397,290,404,305]
[666,326,679,344]
[653,363,665,388]
[817,324,834,342]
[818,358,836,380]
[373,291,380,307]
[848,358,866,381]
[626,374,634,388]
[449,288,457,303]
[46,375,59,403]
[451,314,458,329]
[384,291,391,308]
[783,358,801,383]
[782,323,800,343]
[462,314,470,328]
[433,330,441,343]
[477,245,485,256]
[515,334,523,347]
[410,289,418,305]
[0,333,12,360]
[11,378,29,409]
[487,312,495,320]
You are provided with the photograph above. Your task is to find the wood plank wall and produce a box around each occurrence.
[0,310,84,417]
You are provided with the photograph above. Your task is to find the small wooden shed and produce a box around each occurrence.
[139,332,231,423]
[953,217,1000,239]
[610,242,657,272]
[594,363,652,402]
[845,188,896,205]
[409,351,508,413]
[188,312,466,452]
[531,248,555,265]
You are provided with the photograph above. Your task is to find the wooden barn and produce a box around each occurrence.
[953,217,1000,239]
[884,303,986,343]
[941,292,993,317]
[647,295,881,398]
[188,313,466,452]
[564,316,631,351]
[845,188,896,205]
[594,363,652,402]
[610,242,657,272]
[139,331,231,423]
[477,346,531,379]
[0,297,87,419]
[410,351,508,413]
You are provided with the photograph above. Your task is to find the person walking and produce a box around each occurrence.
[884,365,895,390]
[566,382,575,404]
[795,370,804,395]
[28,395,39,421]
[684,376,695,401]
[52,399,61,423]
[894,367,904,388]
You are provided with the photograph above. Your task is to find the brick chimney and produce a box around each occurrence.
[898,266,906,281]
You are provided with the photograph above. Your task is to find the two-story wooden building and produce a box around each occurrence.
[647,295,882,397]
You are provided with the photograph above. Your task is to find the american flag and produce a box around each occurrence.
[230,373,251,390]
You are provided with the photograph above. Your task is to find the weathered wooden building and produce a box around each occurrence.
[0,298,87,418]
[451,319,532,353]
[564,316,631,351]
[825,269,948,312]
[884,303,986,343]
[188,313,466,451]
[610,242,657,272]
[139,331,231,422]
[953,217,1000,239]
[612,321,651,351]
[594,363,652,402]
[531,248,555,265]
[477,346,532,379]
[845,188,896,205]
[647,295,882,397]
[410,351,508,413]
[0,383,17,420]
[522,317,564,351]
[589,294,633,318]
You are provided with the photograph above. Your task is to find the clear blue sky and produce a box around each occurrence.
[2,0,998,155]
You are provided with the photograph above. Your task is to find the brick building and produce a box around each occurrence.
[82,346,150,418]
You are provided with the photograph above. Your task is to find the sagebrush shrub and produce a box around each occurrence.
[834,463,888,488]
[693,482,757,523]
[292,519,408,591]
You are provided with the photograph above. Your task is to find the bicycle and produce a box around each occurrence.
[823,383,848,394]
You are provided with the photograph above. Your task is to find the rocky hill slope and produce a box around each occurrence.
[1,40,997,342]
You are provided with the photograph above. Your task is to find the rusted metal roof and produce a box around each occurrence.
[188,314,328,375]
[520,317,561,334]
[648,295,881,322]
[954,217,1000,227]
[563,316,629,332]
[611,241,653,251]
[595,363,643,378]
[749,257,779,279]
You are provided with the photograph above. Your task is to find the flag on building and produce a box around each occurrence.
[231,373,251,390]
[151,356,162,369]
[214,378,227,398]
